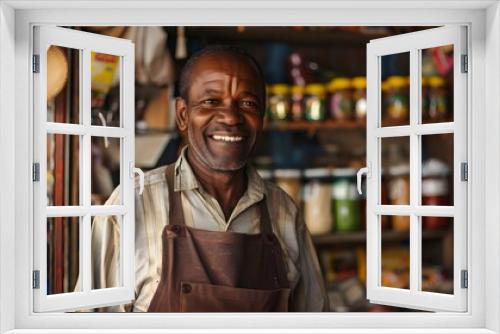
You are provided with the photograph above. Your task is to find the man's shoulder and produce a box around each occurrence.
[261,179,299,215]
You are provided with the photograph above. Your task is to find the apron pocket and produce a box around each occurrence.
[179,281,291,312]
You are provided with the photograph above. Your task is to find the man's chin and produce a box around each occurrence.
[209,160,247,172]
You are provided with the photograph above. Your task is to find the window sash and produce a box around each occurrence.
[32,26,136,312]
[365,25,468,312]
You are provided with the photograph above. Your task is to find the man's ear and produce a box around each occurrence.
[175,97,188,132]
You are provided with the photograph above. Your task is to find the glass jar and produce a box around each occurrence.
[303,168,333,235]
[427,76,448,122]
[385,76,409,123]
[422,159,450,230]
[332,168,360,233]
[328,77,353,121]
[351,76,367,121]
[267,84,290,121]
[274,169,301,206]
[304,84,326,122]
[290,85,305,121]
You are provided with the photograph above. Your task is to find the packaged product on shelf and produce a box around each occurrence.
[426,76,448,122]
[384,76,409,124]
[290,85,305,121]
[267,84,291,121]
[303,168,333,235]
[422,158,451,230]
[332,168,360,233]
[274,169,301,206]
[304,83,327,122]
[327,77,353,121]
[351,76,367,121]
[388,164,410,231]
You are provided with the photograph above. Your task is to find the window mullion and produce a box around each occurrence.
[81,48,92,293]
[409,48,421,293]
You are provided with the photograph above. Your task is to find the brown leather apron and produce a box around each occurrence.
[147,165,291,312]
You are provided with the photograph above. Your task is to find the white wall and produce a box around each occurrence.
[485,2,500,333]
[0,2,16,333]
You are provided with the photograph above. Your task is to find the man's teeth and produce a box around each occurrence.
[212,135,244,142]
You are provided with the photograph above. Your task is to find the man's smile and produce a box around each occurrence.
[208,134,245,143]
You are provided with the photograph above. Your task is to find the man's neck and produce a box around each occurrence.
[185,148,247,222]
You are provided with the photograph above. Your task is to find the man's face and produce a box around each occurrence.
[176,53,264,172]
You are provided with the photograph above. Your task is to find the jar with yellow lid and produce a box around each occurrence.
[290,85,305,121]
[384,76,409,124]
[426,76,448,122]
[327,77,353,121]
[267,84,291,121]
[351,76,367,121]
[304,83,327,122]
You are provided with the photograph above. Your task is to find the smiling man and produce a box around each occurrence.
[91,45,329,312]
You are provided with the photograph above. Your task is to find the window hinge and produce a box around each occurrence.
[461,54,468,73]
[461,270,468,289]
[32,55,40,73]
[33,163,40,182]
[461,162,468,181]
[32,270,40,289]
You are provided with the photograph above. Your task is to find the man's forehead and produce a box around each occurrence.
[190,52,259,78]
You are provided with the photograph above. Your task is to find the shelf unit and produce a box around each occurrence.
[312,229,447,247]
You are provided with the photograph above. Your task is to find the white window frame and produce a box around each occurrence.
[365,26,468,312]
[0,1,499,333]
[32,26,136,312]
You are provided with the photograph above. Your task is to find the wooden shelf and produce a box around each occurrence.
[312,229,447,246]
[264,119,366,131]
[167,27,392,47]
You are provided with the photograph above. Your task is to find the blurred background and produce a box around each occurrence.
[45,26,455,312]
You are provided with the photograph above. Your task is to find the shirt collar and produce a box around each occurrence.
[173,146,266,204]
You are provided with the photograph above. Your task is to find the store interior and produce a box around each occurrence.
[45,26,455,312]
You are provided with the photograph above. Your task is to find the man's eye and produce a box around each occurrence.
[202,99,219,106]
[241,100,258,108]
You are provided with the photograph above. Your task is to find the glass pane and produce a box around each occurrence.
[91,52,121,127]
[46,46,80,124]
[421,217,454,294]
[91,215,121,289]
[91,137,121,205]
[381,216,409,289]
[381,52,410,127]
[422,133,453,206]
[381,137,410,205]
[421,45,454,123]
[47,134,80,206]
[47,217,80,294]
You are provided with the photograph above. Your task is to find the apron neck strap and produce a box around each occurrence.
[165,163,273,234]
[165,164,186,226]
[258,197,273,234]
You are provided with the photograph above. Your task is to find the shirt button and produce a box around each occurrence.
[182,283,192,294]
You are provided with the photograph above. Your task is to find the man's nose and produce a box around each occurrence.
[217,101,243,125]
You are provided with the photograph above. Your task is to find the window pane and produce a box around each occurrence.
[46,46,80,124]
[421,217,453,294]
[91,137,121,205]
[381,216,410,289]
[381,52,410,127]
[47,217,80,295]
[47,134,80,206]
[381,137,410,205]
[91,215,121,289]
[421,45,454,124]
[422,133,453,206]
[91,52,121,127]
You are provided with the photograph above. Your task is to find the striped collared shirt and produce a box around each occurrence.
[91,147,329,312]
